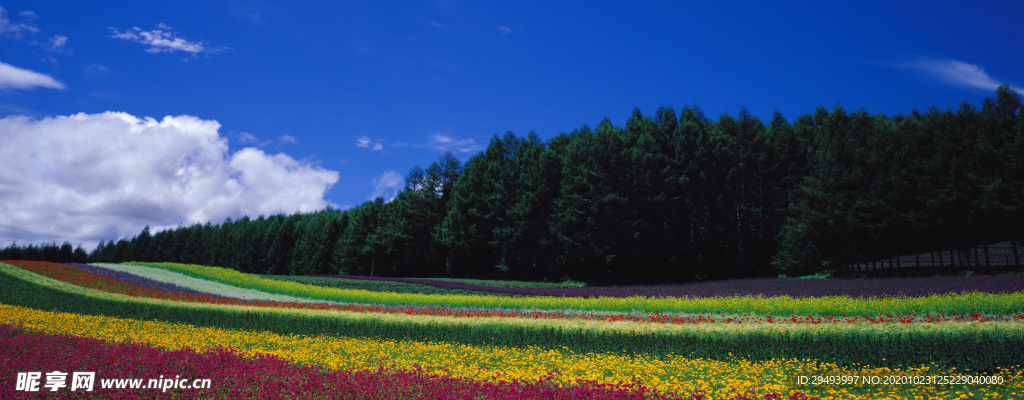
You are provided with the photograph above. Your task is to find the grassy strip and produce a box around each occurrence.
[266,275,518,296]
[132,262,1024,316]
[2,263,1023,372]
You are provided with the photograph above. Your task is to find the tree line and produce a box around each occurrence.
[7,85,1023,283]
[0,241,90,264]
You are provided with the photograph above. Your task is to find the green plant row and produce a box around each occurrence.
[3,263,1022,372]
[264,275,521,296]
[131,262,1024,316]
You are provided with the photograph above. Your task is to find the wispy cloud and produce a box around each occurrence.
[1,6,68,57]
[900,57,1023,93]
[0,7,39,39]
[0,60,65,90]
[109,23,225,56]
[85,63,108,78]
[355,136,383,151]
[497,26,513,34]
[233,132,295,148]
[370,170,403,201]
[237,132,259,144]
[413,17,446,29]
[428,134,481,154]
[48,35,67,51]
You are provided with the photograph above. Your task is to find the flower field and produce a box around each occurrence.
[2,260,1023,399]
[294,272,1024,298]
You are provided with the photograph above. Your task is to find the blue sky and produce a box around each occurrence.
[1,0,1022,248]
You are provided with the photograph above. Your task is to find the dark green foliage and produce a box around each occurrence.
[79,86,1024,282]
[2,241,88,263]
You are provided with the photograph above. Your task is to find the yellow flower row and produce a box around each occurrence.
[2,303,1021,400]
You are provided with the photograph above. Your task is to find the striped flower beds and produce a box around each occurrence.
[303,272,1024,298]
[2,260,1023,399]
[129,262,1024,317]
[11,261,1024,325]
[4,303,1022,399]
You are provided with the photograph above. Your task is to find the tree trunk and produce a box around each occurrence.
[1012,240,1021,268]
[895,247,902,269]
[974,244,981,268]
[984,242,991,268]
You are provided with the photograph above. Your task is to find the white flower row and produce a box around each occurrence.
[91,263,339,304]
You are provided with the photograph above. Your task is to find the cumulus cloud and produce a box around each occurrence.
[0,112,339,249]
[0,60,65,90]
[370,171,403,201]
[900,57,1023,93]
[108,23,224,55]
[428,134,481,154]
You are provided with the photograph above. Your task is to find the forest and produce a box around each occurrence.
[4,85,1023,284]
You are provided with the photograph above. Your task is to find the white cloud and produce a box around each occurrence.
[0,60,65,90]
[49,35,67,50]
[901,57,1023,93]
[280,134,297,143]
[0,7,39,39]
[108,23,223,55]
[236,131,259,143]
[0,112,339,249]
[497,26,513,34]
[370,171,403,201]
[355,135,383,151]
[355,136,371,148]
[428,134,481,154]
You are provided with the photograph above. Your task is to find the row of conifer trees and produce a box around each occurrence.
[8,86,1022,283]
